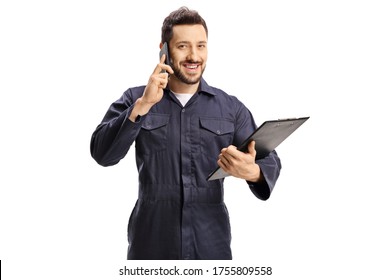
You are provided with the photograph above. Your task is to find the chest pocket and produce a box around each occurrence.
[199,118,235,159]
[136,113,170,155]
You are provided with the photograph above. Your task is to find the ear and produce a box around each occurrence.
[159,42,163,49]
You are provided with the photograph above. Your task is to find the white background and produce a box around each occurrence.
[1,0,389,279]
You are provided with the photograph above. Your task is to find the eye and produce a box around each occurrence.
[178,44,187,49]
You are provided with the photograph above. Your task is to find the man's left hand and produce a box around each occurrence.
[217,141,261,183]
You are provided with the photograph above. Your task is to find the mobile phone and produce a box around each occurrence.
[159,42,170,73]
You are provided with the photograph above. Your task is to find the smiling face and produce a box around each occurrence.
[168,24,208,87]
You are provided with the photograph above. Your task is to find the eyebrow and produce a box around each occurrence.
[175,40,208,45]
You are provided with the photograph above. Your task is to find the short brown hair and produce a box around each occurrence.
[161,6,208,44]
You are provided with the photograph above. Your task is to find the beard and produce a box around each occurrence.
[171,61,206,85]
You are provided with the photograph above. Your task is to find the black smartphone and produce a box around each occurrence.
[159,42,170,73]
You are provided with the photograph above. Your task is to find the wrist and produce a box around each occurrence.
[136,97,154,113]
[246,164,262,183]
[129,98,153,122]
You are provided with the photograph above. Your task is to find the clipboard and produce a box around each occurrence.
[207,116,310,181]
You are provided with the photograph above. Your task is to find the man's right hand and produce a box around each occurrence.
[129,54,174,122]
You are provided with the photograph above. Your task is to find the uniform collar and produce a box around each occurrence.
[198,78,217,96]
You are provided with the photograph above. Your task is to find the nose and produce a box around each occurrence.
[187,46,199,61]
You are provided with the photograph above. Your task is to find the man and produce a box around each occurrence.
[90,6,281,260]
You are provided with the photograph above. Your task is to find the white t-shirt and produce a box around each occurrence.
[172,92,194,107]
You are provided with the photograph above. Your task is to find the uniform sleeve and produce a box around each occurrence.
[248,150,282,200]
[90,88,146,166]
[232,98,282,200]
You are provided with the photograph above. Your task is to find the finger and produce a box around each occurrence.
[154,63,174,76]
[157,76,169,88]
[159,53,174,74]
[150,75,168,90]
[165,64,174,75]
[217,158,229,172]
[153,54,168,75]
[160,53,166,64]
[224,145,239,159]
[219,152,235,167]
[248,140,256,157]
[151,74,168,85]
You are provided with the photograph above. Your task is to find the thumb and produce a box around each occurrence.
[248,140,256,157]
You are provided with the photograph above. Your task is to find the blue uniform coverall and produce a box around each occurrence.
[90,78,281,260]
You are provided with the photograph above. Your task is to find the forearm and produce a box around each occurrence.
[91,108,139,166]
